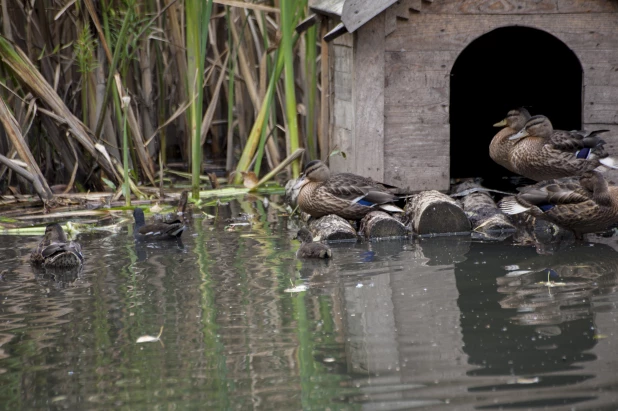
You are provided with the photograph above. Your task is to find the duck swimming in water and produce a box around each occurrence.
[295,228,332,259]
[133,207,186,241]
[30,223,84,268]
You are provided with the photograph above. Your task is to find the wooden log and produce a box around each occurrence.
[403,190,470,235]
[358,211,408,240]
[308,214,357,242]
[461,192,516,235]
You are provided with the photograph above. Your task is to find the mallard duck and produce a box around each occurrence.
[30,223,84,268]
[500,171,618,238]
[133,207,186,241]
[507,115,616,181]
[295,228,332,259]
[490,107,531,173]
[293,160,404,220]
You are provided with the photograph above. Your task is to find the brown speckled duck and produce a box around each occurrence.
[490,107,531,173]
[295,228,332,259]
[293,160,404,220]
[508,115,617,181]
[30,223,84,268]
[500,171,618,238]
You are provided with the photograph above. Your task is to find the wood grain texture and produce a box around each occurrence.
[342,0,397,33]
[353,14,385,181]
[403,190,470,234]
[385,13,618,52]
[358,210,408,239]
[384,50,453,125]
[308,214,358,242]
[319,22,331,161]
[584,86,618,124]
[309,0,344,17]
[332,31,353,47]
[330,126,354,172]
[384,122,450,192]
[333,44,353,72]
[422,0,618,15]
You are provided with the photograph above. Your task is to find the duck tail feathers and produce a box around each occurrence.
[599,157,618,169]
[378,204,404,213]
[499,198,531,215]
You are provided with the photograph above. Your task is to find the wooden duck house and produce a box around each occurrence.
[311,0,618,192]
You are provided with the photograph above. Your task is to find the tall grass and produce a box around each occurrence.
[0,1,327,200]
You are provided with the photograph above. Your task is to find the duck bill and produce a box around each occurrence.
[493,119,507,127]
[292,175,309,190]
[508,129,529,141]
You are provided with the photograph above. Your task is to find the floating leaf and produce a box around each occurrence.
[284,284,308,293]
[136,326,164,343]
[593,334,608,340]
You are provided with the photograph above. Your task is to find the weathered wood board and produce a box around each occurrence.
[421,0,618,14]
[353,15,385,182]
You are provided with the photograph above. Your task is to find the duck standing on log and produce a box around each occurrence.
[292,160,404,220]
[490,107,531,173]
[507,115,617,181]
[31,223,84,268]
[500,170,618,239]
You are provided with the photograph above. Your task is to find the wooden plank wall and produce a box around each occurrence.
[330,31,355,173]
[380,0,618,191]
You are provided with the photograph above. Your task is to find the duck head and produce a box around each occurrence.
[509,115,553,141]
[493,107,531,130]
[45,223,68,242]
[292,160,331,190]
[294,227,314,244]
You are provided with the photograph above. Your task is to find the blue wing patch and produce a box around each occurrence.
[576,148,590,159]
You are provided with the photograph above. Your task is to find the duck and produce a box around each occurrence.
[133,207,186,241]
[499,170,618,238]
[30,223,84,268]
[295,228,332,259]
[507,115,616,181]
[293,160,404,220]
[490,107,531,173]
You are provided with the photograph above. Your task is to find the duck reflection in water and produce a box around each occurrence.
[33,264,83,289]
[497,242,618,326]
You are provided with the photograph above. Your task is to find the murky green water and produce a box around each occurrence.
[1,196,618,410]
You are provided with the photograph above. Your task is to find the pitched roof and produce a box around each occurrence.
[309,0,398,32]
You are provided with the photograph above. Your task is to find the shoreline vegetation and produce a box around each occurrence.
[0,1,324,230]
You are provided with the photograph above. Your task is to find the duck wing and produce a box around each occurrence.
[137,221,185,239]
[519,184,591,206]
[327,174,398,205]
[41,242,83,260]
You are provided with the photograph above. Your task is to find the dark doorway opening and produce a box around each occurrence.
[450,26,583,187]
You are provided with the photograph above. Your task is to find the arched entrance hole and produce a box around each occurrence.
[450,26,583,187]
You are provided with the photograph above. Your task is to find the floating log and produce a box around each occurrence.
[358,211,408,240]
[403,190,470,235]
[461,192,516,235]
[308,214,357,242]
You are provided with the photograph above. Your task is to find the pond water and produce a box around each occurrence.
[1,196,618,410]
